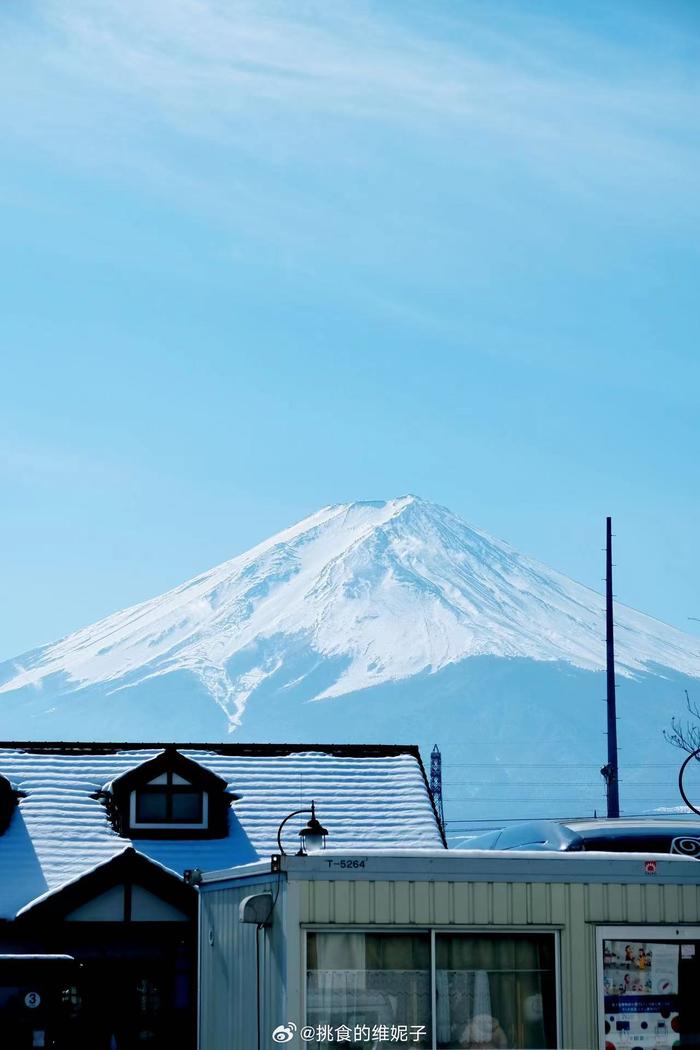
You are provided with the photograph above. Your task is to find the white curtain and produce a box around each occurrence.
[436,968,492,1045]
[307,933,431,1045]
[309,933,369,1026]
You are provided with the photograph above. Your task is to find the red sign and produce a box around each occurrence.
[644,860,657,874]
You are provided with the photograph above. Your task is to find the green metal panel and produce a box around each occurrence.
[412,881,431,925]
[295,874,700,1050]
[374,880,392,923]
[354,879,371,923]
[624,881,642,921]
[299,872,700,928]
[492,880,509,923]
[472,881,489,923]
[433,880,450,925]
[313,879,332,923]
[530,882,549,925]
[682,883,697,921]
[394,880,411,923]
[334,878,351,923]
[453,881,471,923]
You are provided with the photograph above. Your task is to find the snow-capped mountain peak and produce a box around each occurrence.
[2,496,699,737]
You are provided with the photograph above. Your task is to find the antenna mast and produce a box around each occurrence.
[430,745,445,834]
[601,516,620,818]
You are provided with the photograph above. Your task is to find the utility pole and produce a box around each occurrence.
[601,516,620,818]
[430,745,445,834]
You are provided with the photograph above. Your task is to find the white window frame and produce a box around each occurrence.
[302,925,562,1050]
[129,788,209,830]
[595,924,700,1050]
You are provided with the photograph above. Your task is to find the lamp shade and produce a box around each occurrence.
[298,801,328,853]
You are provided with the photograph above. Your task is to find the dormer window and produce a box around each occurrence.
[131,772,207,829]
[102,748,237,840]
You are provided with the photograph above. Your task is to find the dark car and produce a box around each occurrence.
[464,816,700,856]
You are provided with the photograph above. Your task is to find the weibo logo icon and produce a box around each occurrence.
[272,1024,297,1043]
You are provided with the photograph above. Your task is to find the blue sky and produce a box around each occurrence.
[1,0,699,659]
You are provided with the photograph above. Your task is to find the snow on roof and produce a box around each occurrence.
[0,744,443,917]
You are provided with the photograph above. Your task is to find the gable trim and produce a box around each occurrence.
[107,747,231,795]
[16,847,196,923]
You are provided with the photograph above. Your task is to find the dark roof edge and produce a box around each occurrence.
[0,740,423,759]
[414,750,448,849]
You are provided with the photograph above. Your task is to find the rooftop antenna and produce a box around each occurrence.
[430,745,445,834]
[600,516,620,818]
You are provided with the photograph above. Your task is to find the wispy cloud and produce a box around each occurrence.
[4,3,698,171]
[1,1,698,273]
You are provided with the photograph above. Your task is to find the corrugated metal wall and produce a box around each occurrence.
[199,876,286,1050]
[299,877,700,926]
[298,878,700,1049]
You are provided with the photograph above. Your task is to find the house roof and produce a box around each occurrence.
[0,742,444,918]
[105,746,232,795]
[16,846,196,920]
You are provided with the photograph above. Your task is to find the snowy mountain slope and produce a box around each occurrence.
[1,496,699,827]
[1,496,699,740]
[1,497,700,726]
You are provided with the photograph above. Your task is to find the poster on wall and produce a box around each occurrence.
[602,940,679,1048]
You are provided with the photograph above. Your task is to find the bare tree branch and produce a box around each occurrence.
[664,690,700,754]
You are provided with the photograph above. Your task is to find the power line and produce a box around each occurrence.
[445,811,689,826]
[444,762,680,768]
[446,797,677,802]
[445,781,678,787]
[444,766,604,771]
[444,797,675,803]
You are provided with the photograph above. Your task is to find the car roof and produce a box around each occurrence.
[463,816,700,854]
[566,817,700,834]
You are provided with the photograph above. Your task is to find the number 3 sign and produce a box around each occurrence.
[24,991,41,1009]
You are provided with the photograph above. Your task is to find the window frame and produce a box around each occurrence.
[129,771,209,831]
[303,925,562,1050]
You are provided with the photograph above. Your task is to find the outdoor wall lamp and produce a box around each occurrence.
[276,800,328,855]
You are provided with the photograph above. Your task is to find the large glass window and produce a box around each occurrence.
[306,932,557,1049]
[307,932,431,1047]
[435,933,557,1049]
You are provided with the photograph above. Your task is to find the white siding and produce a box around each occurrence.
[199,876,287,1050]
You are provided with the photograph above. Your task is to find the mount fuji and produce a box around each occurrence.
[2,496,699,828]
